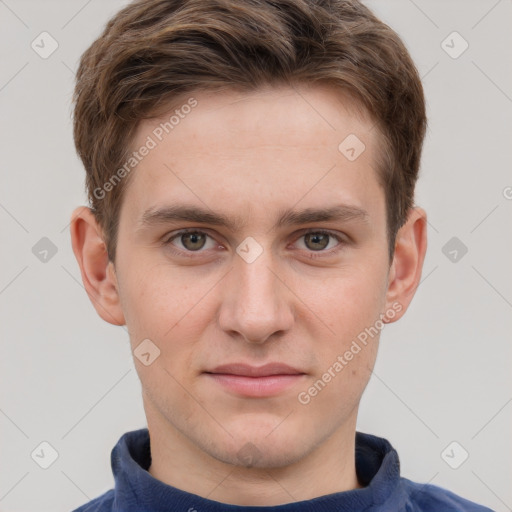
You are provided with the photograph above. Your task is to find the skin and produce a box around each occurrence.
[71,84,427,506]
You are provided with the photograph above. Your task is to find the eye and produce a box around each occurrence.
[293,229,344,256]
[164,229,218,254]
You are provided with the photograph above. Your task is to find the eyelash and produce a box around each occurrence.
[162,228,346,259]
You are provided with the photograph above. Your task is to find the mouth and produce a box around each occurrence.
[203,363,307,398]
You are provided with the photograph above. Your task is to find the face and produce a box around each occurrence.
[111,85,400,468]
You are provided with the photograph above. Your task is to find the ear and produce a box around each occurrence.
[70,207,125,326]
[383,207,427,323]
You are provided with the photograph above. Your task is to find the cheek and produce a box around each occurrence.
[119,267,206,399]
[120,260,193,330]
[118,261,217,373]
[304,264,388,339]
[301,319,380,419]
[297,261,386,399]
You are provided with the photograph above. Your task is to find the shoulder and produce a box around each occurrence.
[401,478,495,512]
[71,489,114,512]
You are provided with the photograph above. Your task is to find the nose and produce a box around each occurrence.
[217,246,295,345]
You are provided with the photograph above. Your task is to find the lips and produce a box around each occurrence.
[207,363,304,377]
[204,363,306,397]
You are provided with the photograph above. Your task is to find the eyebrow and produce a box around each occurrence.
[138,203,369,232]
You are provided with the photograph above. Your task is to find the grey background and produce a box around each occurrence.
[1,0,511,511]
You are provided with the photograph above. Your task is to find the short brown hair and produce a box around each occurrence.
[73,0,427,261]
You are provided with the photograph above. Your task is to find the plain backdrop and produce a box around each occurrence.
[0,1,511,511]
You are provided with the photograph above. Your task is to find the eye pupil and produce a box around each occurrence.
[182,232,206,251]
[305,233,329,251]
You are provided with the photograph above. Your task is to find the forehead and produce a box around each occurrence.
[121,85,384,227]
[145,84,376,148]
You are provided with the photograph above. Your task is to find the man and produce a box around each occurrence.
[69,0,493,510]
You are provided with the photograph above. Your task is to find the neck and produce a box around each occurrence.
[146,406,362,506]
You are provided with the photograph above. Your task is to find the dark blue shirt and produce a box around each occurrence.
[72,428,494,511]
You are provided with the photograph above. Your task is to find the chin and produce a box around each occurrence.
[205,426,311,469]
[216,443,308,469]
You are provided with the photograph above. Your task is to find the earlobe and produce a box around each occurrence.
[70,207,125,326]
[383,207,427,323]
